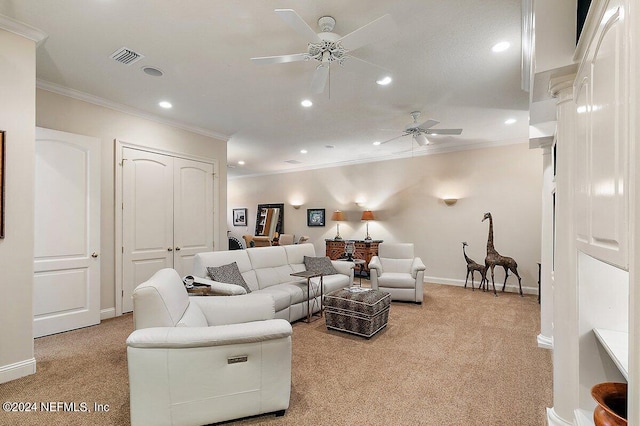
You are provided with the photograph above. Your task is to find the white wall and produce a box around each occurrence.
[35,89,227,314]
[229,143,542,292]
[0,30,36,382]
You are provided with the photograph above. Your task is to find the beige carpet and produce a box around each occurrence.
[0,283,552,425]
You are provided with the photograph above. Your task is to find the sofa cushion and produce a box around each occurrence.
[378,272,417,288]
[304,256,338,275]
[256,287,292,312]
[206,262,252,294]
[312,273,350,294]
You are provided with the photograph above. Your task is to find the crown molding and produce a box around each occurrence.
[36,79,229,141]
[229,137,528,180]
[0,14,48,45]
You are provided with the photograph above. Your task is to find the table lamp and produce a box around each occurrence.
[361,210,375,241]
[331,210,346,240]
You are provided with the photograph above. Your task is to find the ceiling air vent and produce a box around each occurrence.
[285,160,302,164]
[110,47,144,65]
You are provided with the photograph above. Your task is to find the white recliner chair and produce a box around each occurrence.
[369,243,426,303]
[126,268,293,426]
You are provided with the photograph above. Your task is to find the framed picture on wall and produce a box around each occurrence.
[233,208,247,226]
[307,208,325,227]
[0,131,5,238]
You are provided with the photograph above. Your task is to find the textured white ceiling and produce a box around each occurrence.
[0,0,530,178]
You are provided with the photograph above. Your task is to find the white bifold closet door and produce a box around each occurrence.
[34,128,101,338]
[121,147,213,313]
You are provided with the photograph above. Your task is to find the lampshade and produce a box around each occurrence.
[331,210,346,221]
[361,210,375,221]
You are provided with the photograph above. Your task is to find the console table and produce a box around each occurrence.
[325,239,382,276]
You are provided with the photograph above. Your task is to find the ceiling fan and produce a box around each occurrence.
[251,9,396,94]
[381,111,463,147]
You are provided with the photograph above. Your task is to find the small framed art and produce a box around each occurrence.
[307,208,325,227]
[233,208,247,226]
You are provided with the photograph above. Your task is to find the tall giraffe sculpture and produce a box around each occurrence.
[462,242,487,291]
[482,212,523,296]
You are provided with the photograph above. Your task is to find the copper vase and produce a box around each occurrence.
[591,382,628,426]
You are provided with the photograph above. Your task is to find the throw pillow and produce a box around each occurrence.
[303,256,338,276]
[206,262,252,293]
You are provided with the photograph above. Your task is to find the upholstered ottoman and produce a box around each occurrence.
[324,288,391,338]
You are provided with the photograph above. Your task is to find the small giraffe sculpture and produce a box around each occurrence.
[462,242,487,291]
[482,212,523,296]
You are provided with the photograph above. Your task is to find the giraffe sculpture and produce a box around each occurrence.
[462,242,487,291]
[482,212,523,296]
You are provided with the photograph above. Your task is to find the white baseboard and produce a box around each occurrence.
[424,276,539,295]
[546,407,574,426]
[0,358,36,384]
[537,333,553,349]
[100,308,116,320]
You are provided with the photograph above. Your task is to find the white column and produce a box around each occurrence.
[537,139,554,349]
[546,73,579,425]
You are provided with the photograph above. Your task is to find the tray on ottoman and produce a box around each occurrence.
[324,288,391,338]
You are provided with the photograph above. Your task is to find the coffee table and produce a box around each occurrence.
[291,270,324,323]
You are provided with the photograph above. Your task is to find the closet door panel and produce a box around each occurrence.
[122,148,174,313]
[173,158,214,277]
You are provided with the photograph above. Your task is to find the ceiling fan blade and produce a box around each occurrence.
[337,14,396,51]
[251,53,308,65]
[275,9,321,42]
[380,133,409,144]
[310,64,329,93]
[342,54,391,76]
[424,128,463,135]
[418,119,439,129]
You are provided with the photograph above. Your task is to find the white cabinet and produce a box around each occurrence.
[548,0,638,424]
[573,0,629,269]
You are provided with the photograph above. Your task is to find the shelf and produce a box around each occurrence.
[593,328,629,380]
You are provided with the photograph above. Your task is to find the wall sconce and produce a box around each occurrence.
[331,210,346,240]
[361,210,375,241]
[292,204,302,209]
[443,198,458,206]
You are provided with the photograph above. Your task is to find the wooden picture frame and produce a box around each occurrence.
[232,208,247,226]
[0,131,4,238]
[307,208,325,227]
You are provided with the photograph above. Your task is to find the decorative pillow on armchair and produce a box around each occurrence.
[303,256,338,275]
[206,262,252,293]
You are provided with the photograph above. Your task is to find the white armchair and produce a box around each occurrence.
[369,243,426,303]
[126,268,293,426]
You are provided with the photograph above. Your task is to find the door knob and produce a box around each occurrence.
[91,252,99,258]
[168,247,173,252]
[175,247,181,251]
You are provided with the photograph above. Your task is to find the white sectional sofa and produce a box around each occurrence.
[192,243,354,322]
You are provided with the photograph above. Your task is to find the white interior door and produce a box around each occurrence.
[34,128,101,338]
[122,148,173,313]
[173,158,214,276]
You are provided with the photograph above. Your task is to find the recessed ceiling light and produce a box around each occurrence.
[301,99,313,107]
[142,66,164,77]
[300,149,308,154]
[159,101,172,109]
[372,141,381,146]
[505,118,517,125]
[492,41,510,53]
[376,76,392,86]
[237,160,245,165]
